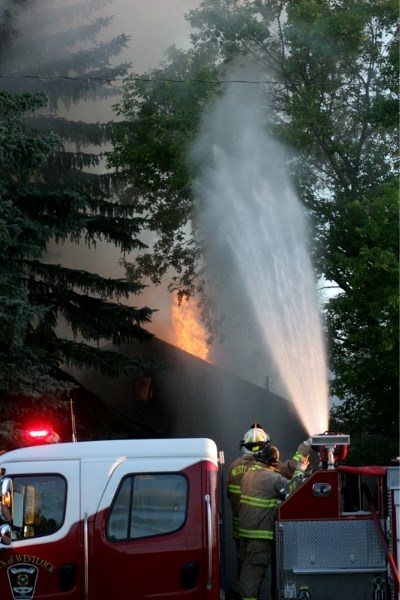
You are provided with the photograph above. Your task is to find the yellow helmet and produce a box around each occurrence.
[240,423,270,453]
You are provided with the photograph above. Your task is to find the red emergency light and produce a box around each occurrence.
[25,427,60,444]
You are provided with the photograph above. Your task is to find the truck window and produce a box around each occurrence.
[107,473,188,541]
[1,475,66,540]
[340,472,381,515]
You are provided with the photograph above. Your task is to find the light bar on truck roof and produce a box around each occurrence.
[25,428,60,444]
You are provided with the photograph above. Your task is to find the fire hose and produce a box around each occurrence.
[362,483,400,588]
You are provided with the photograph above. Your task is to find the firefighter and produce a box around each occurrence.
[226,424,312,584]
[227,423,270,584]
[238,444,309,600]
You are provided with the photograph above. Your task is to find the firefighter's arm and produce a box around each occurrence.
[293,455,309,476]
[294,438,312,459]
[278,438,312,478]
[226,461,241,500]
[279,457,310,498]
[226,472,235,499]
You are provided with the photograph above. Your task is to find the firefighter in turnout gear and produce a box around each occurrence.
[227,423,270,582]
[226,424,312,584]
[238,444,309,600]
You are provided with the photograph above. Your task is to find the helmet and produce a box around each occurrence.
[256,445,280,467]
[240,423,270,454]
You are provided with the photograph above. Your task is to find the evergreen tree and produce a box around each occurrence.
[0,1,159,419]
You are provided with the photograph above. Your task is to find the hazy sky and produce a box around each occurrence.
[109,0,201,72]
[69,0,200,121]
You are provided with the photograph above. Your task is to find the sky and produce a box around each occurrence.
[67,0,201,121]
[108,0,201,72]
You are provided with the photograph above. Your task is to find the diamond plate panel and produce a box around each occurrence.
[387,466,400,489]
[280,519,386,570]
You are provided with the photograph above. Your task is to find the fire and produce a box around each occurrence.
[171,298,210,362]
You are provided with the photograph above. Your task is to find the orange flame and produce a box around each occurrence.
[171,298,210,362]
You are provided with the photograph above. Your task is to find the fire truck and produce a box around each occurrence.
[275,434,400,600]
[0,438,221,600]
[0,434,398,599]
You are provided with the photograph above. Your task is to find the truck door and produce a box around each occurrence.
[90,459,220,599]
[0,460,81,600]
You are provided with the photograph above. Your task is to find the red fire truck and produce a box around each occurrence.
[0,435,398,599]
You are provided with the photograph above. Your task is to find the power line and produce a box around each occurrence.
[0,73,124,83]
[0,72,275,84]
[0,72,340,86]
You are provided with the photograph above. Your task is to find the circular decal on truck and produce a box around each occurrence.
[7,564,38,600]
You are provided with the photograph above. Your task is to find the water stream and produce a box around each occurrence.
[192,64,329,435]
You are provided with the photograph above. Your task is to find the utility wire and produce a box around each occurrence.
[0,72,342,86]
[0,72,277,84]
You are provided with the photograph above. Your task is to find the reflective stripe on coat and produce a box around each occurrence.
[238,463,290,540]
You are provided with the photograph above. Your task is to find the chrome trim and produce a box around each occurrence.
[276,523,284,599]
[205,494,212,590]
[84,512,89,599]
[293,568,386,574]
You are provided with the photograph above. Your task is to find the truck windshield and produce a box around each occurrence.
[0,475,66,540]
[107,473,188,541]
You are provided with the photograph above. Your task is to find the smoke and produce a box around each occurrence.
[191,57,329,434]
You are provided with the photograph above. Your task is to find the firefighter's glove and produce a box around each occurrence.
[294,455,309,474]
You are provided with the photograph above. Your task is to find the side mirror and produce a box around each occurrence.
[0,477,13,523]
[0,477,23,530]
[0,523,12,546]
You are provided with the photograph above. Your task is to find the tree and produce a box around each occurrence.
[0,1,160,436]
[108,0,399,463]
[327,179,399,465]
[264,0,399,464]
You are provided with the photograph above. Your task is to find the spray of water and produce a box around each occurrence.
[192,61,329,436]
